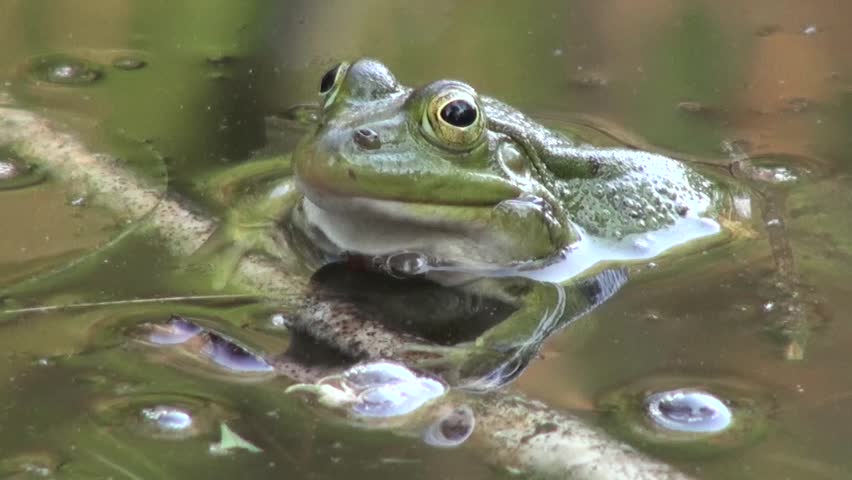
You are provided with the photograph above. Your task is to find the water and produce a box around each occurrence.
[1,1,852,478]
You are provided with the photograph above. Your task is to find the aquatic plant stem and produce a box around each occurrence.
[0,105,693,480]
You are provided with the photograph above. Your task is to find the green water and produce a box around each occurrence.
[2,1,852,478]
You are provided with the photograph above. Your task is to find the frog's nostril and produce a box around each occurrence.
[353,128,381,150]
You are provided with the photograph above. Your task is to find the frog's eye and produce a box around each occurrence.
[319,62,349,106]
[422,88,485,151]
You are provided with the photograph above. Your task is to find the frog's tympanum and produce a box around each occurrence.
[206,59,737,386]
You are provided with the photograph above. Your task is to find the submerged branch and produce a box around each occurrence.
[0,104,693,480]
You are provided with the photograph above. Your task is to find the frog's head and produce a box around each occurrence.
[292,59,577,272]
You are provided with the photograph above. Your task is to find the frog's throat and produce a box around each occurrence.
[291,187,578,270]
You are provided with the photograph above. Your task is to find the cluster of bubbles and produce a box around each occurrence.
[26,52,146,87]
[139,315,273,373]
[288,361,446,418]
[287,361,474,447]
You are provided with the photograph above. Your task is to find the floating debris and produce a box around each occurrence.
[802,24,819,36]
[209,423,263,455]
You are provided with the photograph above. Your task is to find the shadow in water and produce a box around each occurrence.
[303,262,629,390]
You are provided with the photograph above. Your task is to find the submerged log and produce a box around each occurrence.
[0,103,693,480]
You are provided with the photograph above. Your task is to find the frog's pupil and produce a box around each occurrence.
[440,100,477,127]
[320,64,340,94]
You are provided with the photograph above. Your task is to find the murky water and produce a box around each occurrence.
[1,1,851,478]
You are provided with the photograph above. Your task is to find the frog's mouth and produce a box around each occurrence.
[293,182,576,271]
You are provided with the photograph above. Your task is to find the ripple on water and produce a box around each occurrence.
[111,56,147,71]
[0,153,46,190]
[598,374,773,458]
[91,393,228,441]
[26,54,103,85]
[733,152,830,186]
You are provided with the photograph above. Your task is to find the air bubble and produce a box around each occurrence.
[422,405,475,448]
[146,316,203,345]
[203,333,274,373]
[27,54,103,85]
[140,406,194,432]
[645,389,732,433]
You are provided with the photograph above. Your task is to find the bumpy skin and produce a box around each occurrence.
[207,59,729,385]
[290,59,719,272]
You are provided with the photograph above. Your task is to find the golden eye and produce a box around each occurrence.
[421,88,485,151]
[318,62,349,107]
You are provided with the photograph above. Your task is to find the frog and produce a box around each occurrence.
[199,58,741,386]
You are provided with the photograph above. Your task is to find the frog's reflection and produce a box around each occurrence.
[301,262,628,390]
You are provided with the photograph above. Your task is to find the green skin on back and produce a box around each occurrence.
[201,59,732,383]
[288,59,722,272]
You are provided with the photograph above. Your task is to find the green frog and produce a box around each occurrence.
[201,58,739,384]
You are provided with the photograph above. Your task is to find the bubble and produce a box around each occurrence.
[140,406,194,432]
[645,389,732,433]
[28,54,103,85]
[288,361,447,419]
[598,374,771,458]
[382,251,429,277]
[0,154,46,191]
[733,152,827,185]
[91,393,226,440]
[202,333,274,373]
[145,315,203,345]
[567,71,609,89]
[0,451,59,477]
[0,160,16,179]
[352,378,445,418]
[342,361,419,388]
[422,405,475,448]
[112,56,147,70]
